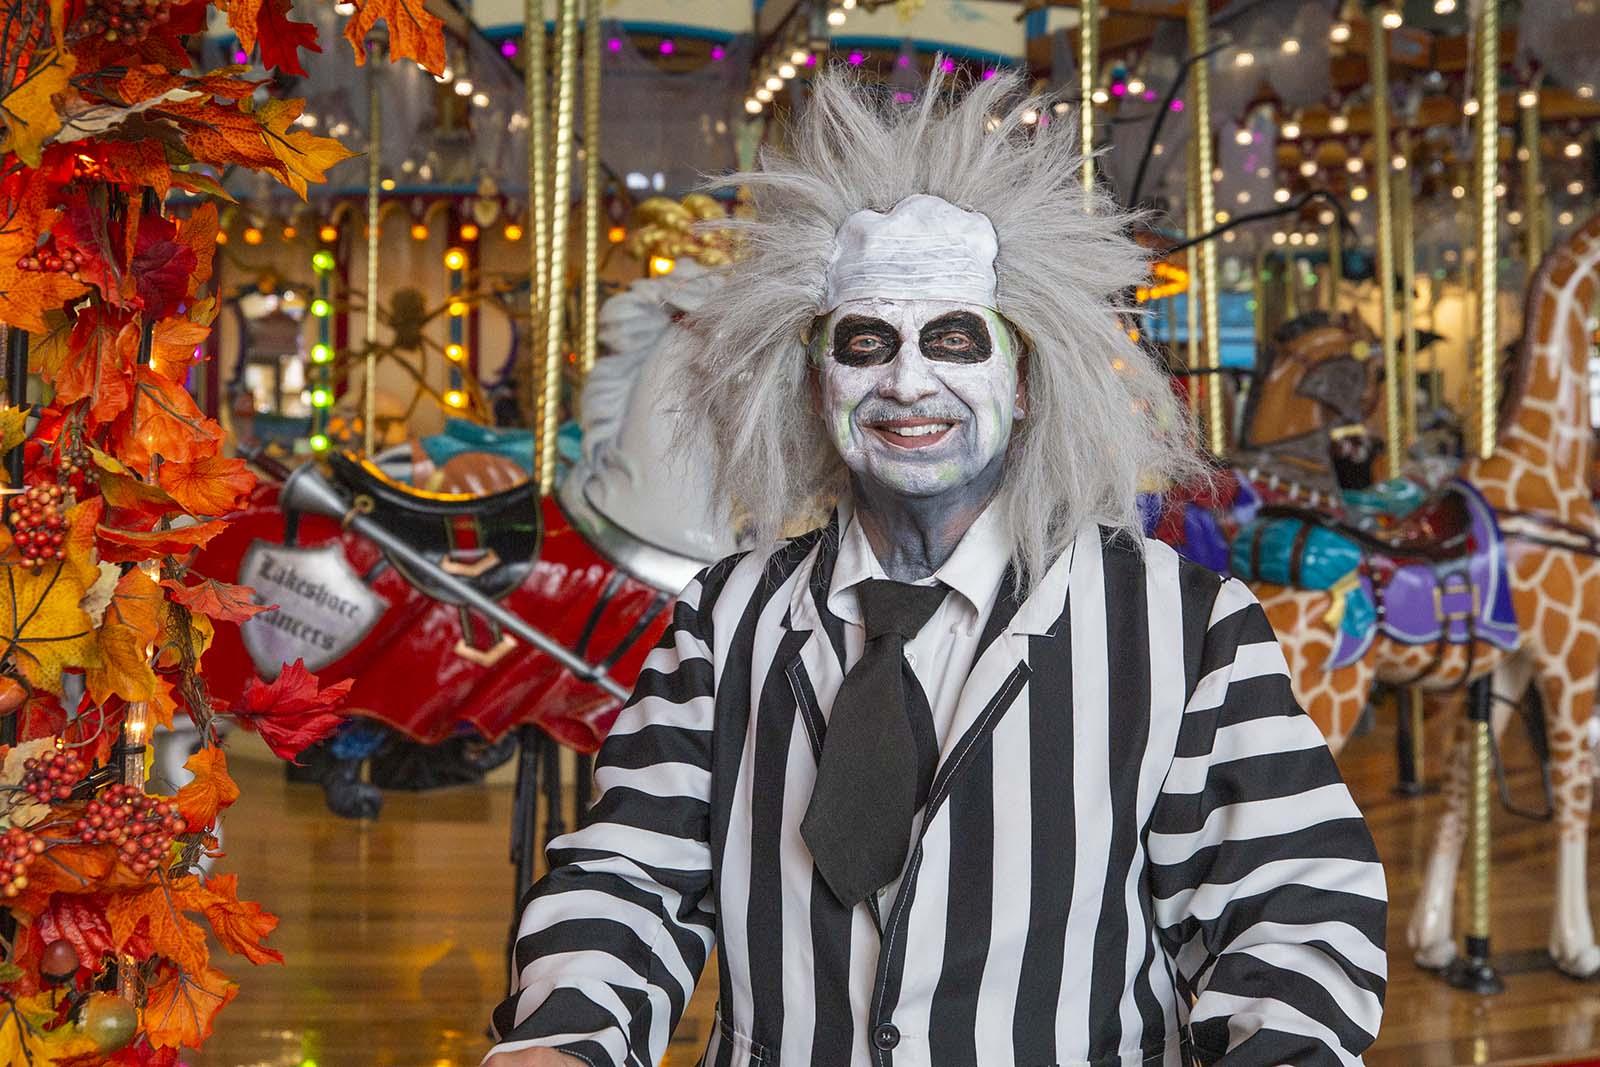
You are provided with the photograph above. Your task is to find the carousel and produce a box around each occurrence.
[118,0,1600,1062]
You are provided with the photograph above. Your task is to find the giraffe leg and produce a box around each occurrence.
[1409,657,1530,968]
[1539,667,1600,977]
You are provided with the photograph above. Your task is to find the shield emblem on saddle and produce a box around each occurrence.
[238,541,389,679]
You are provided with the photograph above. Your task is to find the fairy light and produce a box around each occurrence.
[311,388,333,408]
[1330,20,1351,43]
[826,9,846,25]
[649,255,676,276]
[1329,114,1349,134]
[608,226,626,243]
[310,298,332,317]
[745,99,763,115]
[504,222,524,241]
[411,222,429,241]
[1351,185,1369,201]
[380,178,396,191]
[311,343,333,364]
[319,224,338,243]
[1274,187,1291,203]
[312,250,335,273]
[1300,159,1318,177]
[443,389,467,409]
[460,222,479,241]
[445,343,466,362]
[243,226,263,245]
[309,433,331,452]
[755,87,774,103]
[1282,120,1301,139]
[443,247,468,271]
[282,225,298,239]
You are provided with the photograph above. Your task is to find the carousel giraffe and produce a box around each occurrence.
[1253,207,1600,976]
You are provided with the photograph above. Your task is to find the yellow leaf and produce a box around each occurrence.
[0,406,26,462]
[0,49,75,166]
[255,98,356,199]
[85,568,163,707]
[0,560,97,694]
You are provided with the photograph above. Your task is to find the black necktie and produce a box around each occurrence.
[802,578,948,908]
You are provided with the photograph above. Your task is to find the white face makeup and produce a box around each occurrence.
[816,297,1023,500]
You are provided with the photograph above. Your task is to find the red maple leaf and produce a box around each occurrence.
[130,228,198,319]
[231,659,353,761]
[160,577,273,623]
[254,0,321,76]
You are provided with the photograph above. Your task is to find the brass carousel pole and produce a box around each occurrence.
[1521,86,1544,272]
[364,41,384,455]
[536,0,579,495]
[1399,131,1419,448]
[1447,0,1504,997]
[1186,143,1201,418]
[1079,0,1098,192]
[1328,207,1344,307]
[1370,7,1401,475]
[524,0,550,445]
[580,0,601,378]
[1187,0,1224,455]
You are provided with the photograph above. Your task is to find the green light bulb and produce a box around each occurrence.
[309,434,330,452]
[310,343,333,364]
[311,388,332,408]
[310,299,331,318]
[311,251,335,274]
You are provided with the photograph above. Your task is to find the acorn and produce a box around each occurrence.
[39,939,79,984]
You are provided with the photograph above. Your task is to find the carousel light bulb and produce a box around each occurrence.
[778,63,797,79]
[410,222,428,241]
[1281,38,1300,56]
[841,0,856,9]
[1222,230,1237,243]
[1305,232,1320,245]
[455,79,474,96]
[436,66,453,84]
[443,247,468,271]
[311,388,332,408]
[765,76,783,91]
[445,343,466,362]
[448,299,469,317]
[1214,210,1230,224]
[1126,78,1145,95]
[1349,210,1362,224]
[243,226,263,245]
[1519,89,1539,109]
[333,0,354,12]
[1507,209,1524,225]
[1351,185,1369,201]
[1330,21,1351,43]
[1329,114,1349,134]
[1463,99,1479,116]
[319,224,338,243]
[1274,187,1291,203]
[1236,190,1251,204]
[1289,231,1305,245]
[283,225,298,239]
[380,178,396,191]
[1380,7,1402,30]
[472,92,489,107]
[444,389,467,409]
[745,98,763,114]
[649,255,676,275]
[1433,0,1455,11]
[1021,108,1039,125]
[755,87,773,103]
[1300,159,1318,177]
[790,49,809,65]
[826,9,846,25]
[1318,208,1335,225]
[1234,50,1255,68]
[504,222,524,241]
[312,250,336,273]
[1272,231,1288,245]
[1211,167,1223,183]
[309,433,331,452]
[460,223,480,241]
[311,343,333,364]
[1392,154,1407,170]
[1565,141,1584,158]
[1581,85,1596,100]
[1091,88,1110,105]
[1494,181,1507,197]
[310,298,332,317]
[1559,210,1575,226]
[1451,184,1466,199]
[1346,156,1364,173]
[608,225,626,243]
[1234,128,1253,145]
[1568,180,1585,196]
[1282,120,1301,139]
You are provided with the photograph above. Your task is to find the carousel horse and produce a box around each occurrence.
[194,259,739,828]
[1238,209,1600,978]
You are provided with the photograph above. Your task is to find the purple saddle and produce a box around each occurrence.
[1328,480,1519,671]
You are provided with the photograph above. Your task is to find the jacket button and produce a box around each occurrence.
[873,1023,900,1050]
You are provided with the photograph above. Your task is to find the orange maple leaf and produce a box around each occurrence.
[343,0,445,74]
[155,455,255,516]
[193,872,281,965]
[143,963,239,1049]
[9,844,117,919]
[85,567,163,707]
[107,366,224,471]
[173,746,239,832]
[174,203,219,294]
[159,576,271,623]
[49,313,140,426]
[149,316,211,379]
[96,520,227,564]
[0,233,90,333]
[105,879,209,975]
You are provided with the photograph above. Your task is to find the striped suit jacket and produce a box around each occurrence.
[489,520,1388,1067]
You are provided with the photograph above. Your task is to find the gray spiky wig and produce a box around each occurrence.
[673,67,1208,591]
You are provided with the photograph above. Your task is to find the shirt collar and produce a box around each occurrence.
[826,495,1013,627]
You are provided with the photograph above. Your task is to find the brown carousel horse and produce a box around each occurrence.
[1238,210,1600,978]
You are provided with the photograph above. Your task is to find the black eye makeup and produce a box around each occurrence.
[919,311,993,363]
[830,315,902,366]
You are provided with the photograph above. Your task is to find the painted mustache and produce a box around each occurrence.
[856,403,968,447]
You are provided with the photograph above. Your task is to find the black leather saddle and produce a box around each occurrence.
[325,451,542,604]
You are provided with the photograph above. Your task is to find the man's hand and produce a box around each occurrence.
[483,1049,588,1067]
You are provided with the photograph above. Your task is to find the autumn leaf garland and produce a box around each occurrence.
[0,0,446,1058]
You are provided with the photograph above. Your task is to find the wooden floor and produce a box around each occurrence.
[190,712,1600,1067]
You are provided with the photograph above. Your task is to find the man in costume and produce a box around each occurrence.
[486,70,1386,1067]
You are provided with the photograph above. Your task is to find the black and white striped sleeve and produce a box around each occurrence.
[1148,578,1387,1067]
[486,564,727,1067]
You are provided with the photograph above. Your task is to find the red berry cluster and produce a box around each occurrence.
[0,827,44,898]
[21,749,88,804]
[74,785,185,876]
[14,240,87,282]
[9,483,66,566]
[72,0,174,44]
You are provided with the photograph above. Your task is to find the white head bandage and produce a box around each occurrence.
[820,194,999,313]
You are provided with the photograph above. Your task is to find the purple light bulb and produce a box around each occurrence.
[658,38,674,55]
[500,39,518,58]
[711,44,726,60]
[233,48,249,64]
[939,58,955,74]
[848,50,864,65]
[1170,98,1184,112]
[607,37,623,53]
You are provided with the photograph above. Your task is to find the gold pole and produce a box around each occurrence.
[1470,716,1492,940]
[1521,88,1543,274]
[1473,0,1499,461]
[1328,210,1343,307]
[364,52,383,455]
[580,0,601,378]
[1399,130,1418,448]
[1185,142,1200,420]
[1188,0,1224,455]
[525,0,549,432]
[1371,11,1401,475]
[537,0,579,495]
[1079,0,1099,192]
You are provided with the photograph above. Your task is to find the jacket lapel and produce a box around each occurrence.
[778,516,845,763]
[928,527,1085,804]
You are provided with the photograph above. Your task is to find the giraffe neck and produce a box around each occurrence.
[1468,211,1600,521]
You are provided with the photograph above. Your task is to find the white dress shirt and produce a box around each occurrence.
[825,497,1013,908]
